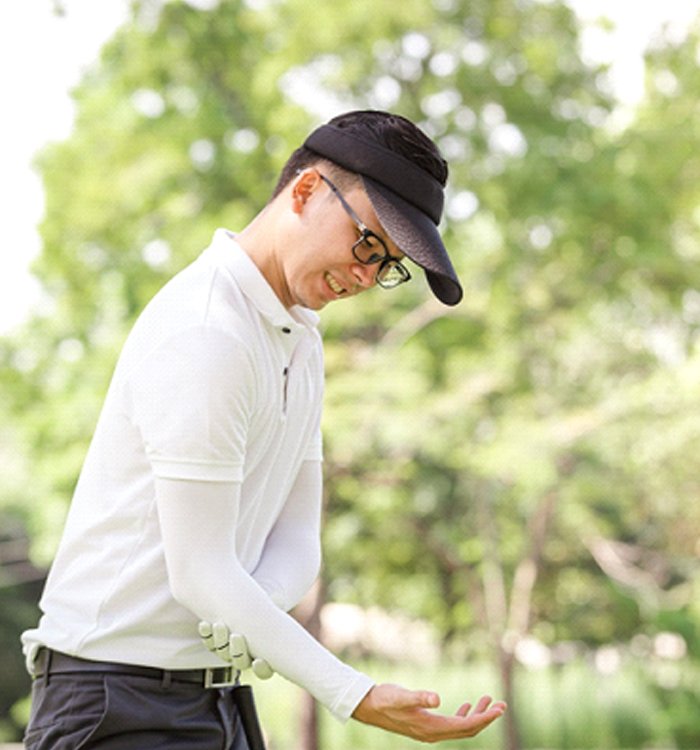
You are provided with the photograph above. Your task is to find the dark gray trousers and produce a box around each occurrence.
[24,672,249,750]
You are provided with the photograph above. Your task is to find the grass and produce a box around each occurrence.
[251,657,679,750]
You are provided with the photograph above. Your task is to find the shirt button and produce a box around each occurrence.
[282,327,291,334]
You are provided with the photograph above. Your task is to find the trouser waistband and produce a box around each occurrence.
[33,648,240,688]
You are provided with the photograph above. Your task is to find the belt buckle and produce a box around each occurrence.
[204,665,239,688]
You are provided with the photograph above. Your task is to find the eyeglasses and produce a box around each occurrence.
[318,173,411,290]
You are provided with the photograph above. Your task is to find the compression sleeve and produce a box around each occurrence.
[155,475,374,722]
[250,460,322,612]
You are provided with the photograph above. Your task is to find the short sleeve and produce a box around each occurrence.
[126,326,254,482]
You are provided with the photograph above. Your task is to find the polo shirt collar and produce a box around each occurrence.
[212,229,320,334]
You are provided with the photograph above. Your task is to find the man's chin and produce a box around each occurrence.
[290,291,328,311]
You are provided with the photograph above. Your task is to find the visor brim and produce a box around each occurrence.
[363,177,463,306]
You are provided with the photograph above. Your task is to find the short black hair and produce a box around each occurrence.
[271,110,448,199]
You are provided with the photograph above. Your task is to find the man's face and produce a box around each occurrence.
[282,172,404,311]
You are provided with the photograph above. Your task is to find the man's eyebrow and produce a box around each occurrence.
[364,227,400,256]
[374,230,404,260]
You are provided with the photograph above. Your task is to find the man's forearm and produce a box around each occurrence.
[155,475,373,721]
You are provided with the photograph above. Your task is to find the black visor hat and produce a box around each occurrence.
[304,124,463,306]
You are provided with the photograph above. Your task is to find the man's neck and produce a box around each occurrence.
[235,206,293,308]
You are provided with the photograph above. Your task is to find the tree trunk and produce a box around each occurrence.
[498,648,520,750]
[297,691,319,750]
[293,578,325,750]
[479,488,557,750]
[476,490,522,750]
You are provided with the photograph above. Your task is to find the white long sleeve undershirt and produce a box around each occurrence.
[248,460,322,612]
[154,466,374,722]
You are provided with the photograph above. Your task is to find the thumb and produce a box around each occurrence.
[372,684,440,710]
[411,690,440,709]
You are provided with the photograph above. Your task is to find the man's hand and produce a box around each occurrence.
[352,683,506,743]
[198,621,274,679]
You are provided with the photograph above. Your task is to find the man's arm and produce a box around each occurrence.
[201,620,507,743]
[155,475,373,721]
[156,477,506,740]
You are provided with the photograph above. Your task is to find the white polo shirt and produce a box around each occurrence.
[22,231,372,717]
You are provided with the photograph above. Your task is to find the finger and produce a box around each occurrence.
[229,633,252,670]
[477,704,507,727]
[400,689,439,709]
[468,703,507,731]
[212,622,233,661]
[421,691,440,709]
[198,621,216,652]
[456,702,472,717]
[252,658,274,680]
[474,695,493,713]
[25,642,40,676]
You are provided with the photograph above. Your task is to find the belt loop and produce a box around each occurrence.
[45,649,53,686]
[161,669,172,690]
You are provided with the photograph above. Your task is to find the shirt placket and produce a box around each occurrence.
[279,325,301,416]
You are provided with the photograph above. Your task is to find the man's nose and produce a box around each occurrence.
[350,261,376,290]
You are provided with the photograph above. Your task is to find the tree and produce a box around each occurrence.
[3,0,699,747]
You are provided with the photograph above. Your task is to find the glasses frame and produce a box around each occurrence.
[317,173,411,289]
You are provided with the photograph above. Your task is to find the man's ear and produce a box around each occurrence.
[291,169,322,214]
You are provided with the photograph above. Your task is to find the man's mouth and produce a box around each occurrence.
[325,272,347,296]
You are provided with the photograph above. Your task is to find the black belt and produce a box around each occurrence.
[34,648,239,688]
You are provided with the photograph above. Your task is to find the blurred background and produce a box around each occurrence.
[1,0,699,748]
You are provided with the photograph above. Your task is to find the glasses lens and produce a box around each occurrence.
[376,259,411,288]
[353,233,387,265]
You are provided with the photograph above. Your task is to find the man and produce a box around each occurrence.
[22,110,506,748]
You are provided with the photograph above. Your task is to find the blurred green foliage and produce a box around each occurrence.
[252,656,692,749]
[1,0,699,746]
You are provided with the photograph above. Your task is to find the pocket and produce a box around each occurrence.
[24,676,108,750]
[89,675,225,748]
[75,677,111,750]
